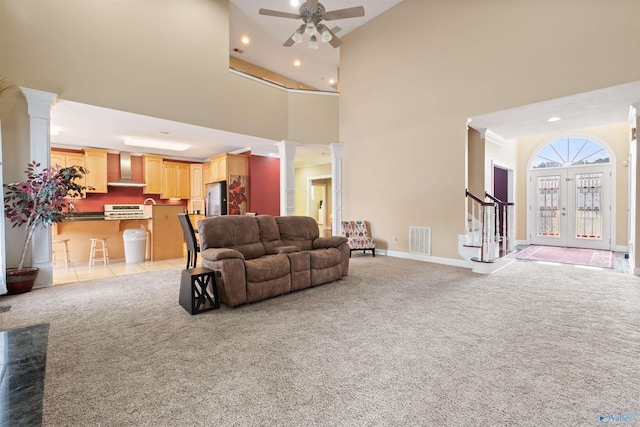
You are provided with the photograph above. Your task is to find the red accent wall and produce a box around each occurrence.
[249,156,280,216]
[69,153,186,212]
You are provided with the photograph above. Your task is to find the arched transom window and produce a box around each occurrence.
[531,137,611,169]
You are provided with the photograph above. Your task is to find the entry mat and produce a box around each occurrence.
[516,245,615,269]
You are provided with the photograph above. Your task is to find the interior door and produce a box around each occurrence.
[530,165,611,250]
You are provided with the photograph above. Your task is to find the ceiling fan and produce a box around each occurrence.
[259,0,365,49]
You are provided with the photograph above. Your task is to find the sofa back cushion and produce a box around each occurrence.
[275,216,319,251]
[256,215,286,254]
[198,216,265,259]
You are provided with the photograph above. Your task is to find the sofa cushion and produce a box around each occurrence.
[276,216,319,251]
[198,216,265,259]
[309,248,341,269]
[244,254,290,282]
[256,215,286,254]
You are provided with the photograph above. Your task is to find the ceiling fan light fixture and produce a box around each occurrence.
[309,35,319,49]
[305,22,316,36]
[321,29,332,43]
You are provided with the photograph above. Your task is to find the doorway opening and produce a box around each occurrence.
[307,175,332,236]
[527,136,615,250]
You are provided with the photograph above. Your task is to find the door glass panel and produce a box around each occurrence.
[575,173,602,239]
[536,175,561,237]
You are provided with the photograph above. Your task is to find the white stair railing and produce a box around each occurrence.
[465,189,516,262]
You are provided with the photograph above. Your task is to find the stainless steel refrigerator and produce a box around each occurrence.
[205,181,227,216]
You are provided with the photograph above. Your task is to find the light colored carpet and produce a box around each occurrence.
[1,256,639,426]
[516,245,615,268]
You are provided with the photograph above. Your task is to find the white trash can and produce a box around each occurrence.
[123,229,147,263]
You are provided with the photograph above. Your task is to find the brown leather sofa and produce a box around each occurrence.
[198,215,350,307]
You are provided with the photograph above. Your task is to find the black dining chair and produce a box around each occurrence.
[178,213,200,269]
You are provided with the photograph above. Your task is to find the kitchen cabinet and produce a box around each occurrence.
[209,154,227,182]
[204,153,249,215]
[143,154,163,194]
[51,150,86,198]
[83,148,108,193]
[189,163,205,213]
[147,204,184,260]
[205,153,249,183]
[161,161,190,199]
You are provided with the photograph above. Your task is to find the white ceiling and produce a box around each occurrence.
[49,1,640,164]
[469,81,640,140]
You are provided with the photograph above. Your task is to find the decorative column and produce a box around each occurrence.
[20,87,57,287]
[631,102,640,275]
[330,143,343,235]
[277,140,297,216]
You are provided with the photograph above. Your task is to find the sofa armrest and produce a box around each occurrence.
[201,247,245,261]
[313,236,348,249]
[273,245,301,254]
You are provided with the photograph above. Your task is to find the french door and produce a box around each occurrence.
[529,165,611,250]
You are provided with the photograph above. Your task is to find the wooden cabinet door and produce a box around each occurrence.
[202,161,211,184]
[190,164,203,199]
[143,155,163,194]
[177,163,190,199]
[227,153,249,177]
[51,151,66,169]
[51,151,85,198]
[83,148,108,193]
[161,162,177,199]
[210,154,227,182]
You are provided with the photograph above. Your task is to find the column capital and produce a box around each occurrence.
[277,140,297,157]
[20,87,57,118]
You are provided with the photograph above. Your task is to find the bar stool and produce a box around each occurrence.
[89,237,109,266]
[52,238,71,268]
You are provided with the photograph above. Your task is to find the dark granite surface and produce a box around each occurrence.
[0,323,49,427]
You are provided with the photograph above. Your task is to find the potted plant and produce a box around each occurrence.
[3,161,89,294]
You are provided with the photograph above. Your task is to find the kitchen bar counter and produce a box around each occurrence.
[60,212,152,221]
[53,205,185,263]
[53,219,152,262]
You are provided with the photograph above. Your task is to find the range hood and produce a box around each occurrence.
[107,152,146,187]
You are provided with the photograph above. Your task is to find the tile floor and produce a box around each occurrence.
[53,257,188,285]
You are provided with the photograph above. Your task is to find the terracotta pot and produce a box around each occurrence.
[6,267,39,294]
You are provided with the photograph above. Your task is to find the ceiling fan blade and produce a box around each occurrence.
[306,0,318,10]
[283,36,295,47]
[326,28,343,48]
[324,6,365,21]
[259,8,301,19]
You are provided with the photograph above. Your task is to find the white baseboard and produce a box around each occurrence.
[375,249,471,269]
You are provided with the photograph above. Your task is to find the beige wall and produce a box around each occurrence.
[339,0,639,258]
[467,128,485,197]
[288,92,339,145]
[516,123,630,247]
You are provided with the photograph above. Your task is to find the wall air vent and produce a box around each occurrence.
[409,226,431,256]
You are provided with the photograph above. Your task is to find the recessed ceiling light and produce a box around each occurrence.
[124,137,189,152]
[294,60,301,67]
[328,79,336,85]
[548,116,561,122]
[241,36,250,44]
[291,0,300,6]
